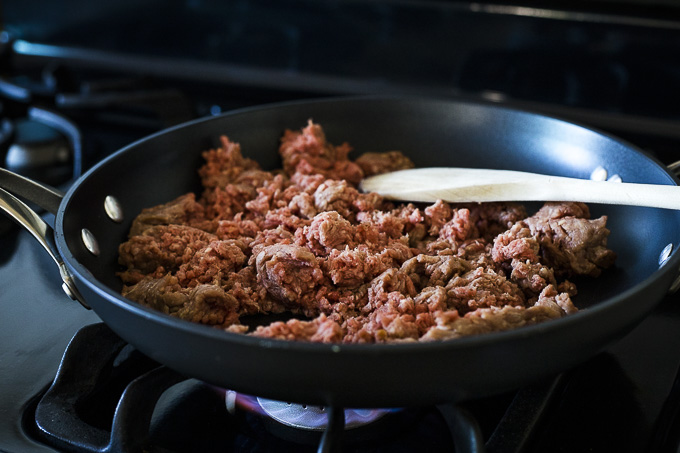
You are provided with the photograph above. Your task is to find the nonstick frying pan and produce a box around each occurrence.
[2,96,680,409]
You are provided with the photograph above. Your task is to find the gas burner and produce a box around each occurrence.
[5,116,72,185]
[0,83,83,187]
[258,399,392,431]
[0,63,197,176]
[0,104,81,235]
[225,391,394,431]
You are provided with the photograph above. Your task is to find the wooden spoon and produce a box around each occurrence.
[358,167,680,210]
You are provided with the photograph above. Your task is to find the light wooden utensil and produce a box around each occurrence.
[358,167,680,210]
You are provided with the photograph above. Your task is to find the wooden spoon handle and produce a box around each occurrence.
[359,167,680,210]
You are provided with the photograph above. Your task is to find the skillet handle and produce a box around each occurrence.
[0,167,64,215]
[0,185,89,308]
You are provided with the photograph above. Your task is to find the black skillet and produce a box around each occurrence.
[2,96,680,408]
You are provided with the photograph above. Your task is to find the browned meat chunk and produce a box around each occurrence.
[279,120,363,185]
[313,179,360,219]
[176,240,248,287]
[255,244,325,315]
[300,211,356,255]
[251,314,344,343]
[199,135,261,190]
[128,193,205,237]
[523,202,617,277]
[354,150,414,176]
[118,225,217,278]
[324,241,412,288]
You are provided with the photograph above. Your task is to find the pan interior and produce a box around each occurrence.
[59,97,680,332]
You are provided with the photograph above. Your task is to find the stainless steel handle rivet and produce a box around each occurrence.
[81,228,100,256]
[659,243,674,267]
[590,166,608,181]
[104,195,124,223]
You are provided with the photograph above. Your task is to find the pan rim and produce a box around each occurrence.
[56,94,680,355]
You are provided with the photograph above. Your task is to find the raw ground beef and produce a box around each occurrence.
[118,120,617,343]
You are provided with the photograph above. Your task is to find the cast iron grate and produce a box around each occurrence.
[27,323,563,453]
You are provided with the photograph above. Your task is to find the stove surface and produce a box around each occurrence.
[0,229,100,453]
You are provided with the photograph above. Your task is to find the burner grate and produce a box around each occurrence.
[26,323,569,453]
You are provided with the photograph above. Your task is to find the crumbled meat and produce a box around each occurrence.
[355,150,415,176]
[118,225,217,278]
[507,259,558,297]
[255,243,325,315]
[251,314,344,342]
[300,211,356,255]
[175,285,241,326]
[324,241,413,288]
[466,202,528,241]
[199,135,261,190]
[356,210,407,238]
[128,193,205,237]
[279,120,364,184]
[424,200,453,236]
[175,240,248,287]
[313,179,360,220]
[445,266,527,314]
[214,217,261,240]
[119,121,616,343]
[522,202,616,277]
[401,254,470,289]
[440,208,475,242]
[122,274,186,313]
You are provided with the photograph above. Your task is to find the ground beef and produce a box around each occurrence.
[128,193,206,237]
[199,135,261,189]
[175,239,248,287]
[118,225,217,280]
[355,150,415,176]
[119,121,616,343]
[515,202,616,277]
[300,211,356,255]
[255,243,325,316]
[251,314,345,342]
[279,120,364,184]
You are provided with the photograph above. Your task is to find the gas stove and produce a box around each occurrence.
[2,1,680,452]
